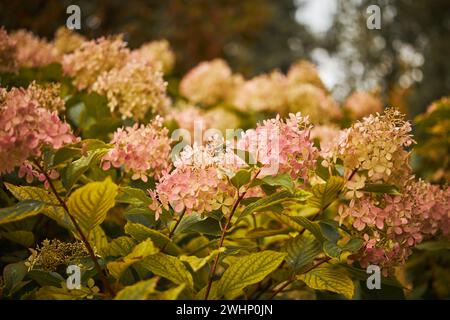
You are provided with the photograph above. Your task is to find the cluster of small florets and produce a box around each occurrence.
[339,180,450,274]
[233,71,287,113]
[9,29,59,68]
[0,87,77,175]
[286,60,327,91]
[92,60,168,120]
[0,27,18,72]
[148,137,238,218]
[130,39,175,74]
[310,124,346,160]
[62,36,130,90]
[179,59,237,106]
[344,91,383,120]
[237,113,318,180]
[53,26,86,55]
[26,81,65,112]
[286,84,341,123]
[102,117,171,182]
[167,103,211,136]
[337,109,414,187]
[25,239,89,272]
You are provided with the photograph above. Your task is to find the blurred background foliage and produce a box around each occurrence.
[1,0,449,117]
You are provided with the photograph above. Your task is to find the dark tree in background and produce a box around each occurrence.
[0,0,449,114]
[325,0,450,116]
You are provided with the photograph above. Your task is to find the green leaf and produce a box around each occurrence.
[103,236,137,257]
[323,241,342,258]
[298,267,354,299]
[180,248,226,272]
[116,187,152,205]
[3,261,28,294]
[288,216,324,242]
[361,183,401,195]
[67,177,118,233]
[230,169,252,188]
[285,235,322,272]
[88,226,109,255]
[307,176,344,209]
[62,148,109,190]
[0,200,45,225]
[114,278,158,300]
[4,183,73,230]
[27,270,65,287]
[239,190,295,220]
[107,238,158,279]
[52,147,81,167]
[343,238,364,253]
[216,250,286,299]
[124,222,179,255]
[318,220,341,242]
[258,173,295,193]
[1,230,34,247]
[140,253,194,289]
[154,284,186,300]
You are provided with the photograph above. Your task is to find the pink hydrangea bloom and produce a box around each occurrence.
[102,117,171,182]
[236,113,318,181]
[148,138,238,219]
[0,87,77,175]
[9,30,59,68]
[339,180,450,274]
[337,109,414,188]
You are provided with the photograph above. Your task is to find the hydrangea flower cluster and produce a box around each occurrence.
[130,39,175,74]
[92,60,168,120]
[336,109,414,187]
[0,87,77,175]
[148,139,238,219]
[339,180,450,274]
[53,27,86,55]
[179,59,237,106]
[26,239,89,272]
[287,60,326,91]
[167,103,211,136]
[286,84,341,123]
[236,113,318,180]
[344,91,383,120]
[0,27,17,73]
[310,124,345,160]
[62,36,130,90]
[26,81,65,112]
[9,30,59,68]
[233,71,287,113]
[102,117,171,182]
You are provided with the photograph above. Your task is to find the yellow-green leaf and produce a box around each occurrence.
[114,278,158,300]
[180,248,225,272]
[152,283,186,300]
[0,200,45,225]
[140,253,194,289]
[103,236,136,257]
[285,235,322,272]
[308,176,344,209]
[298,267,354,299]
[107,238,158,279]
[125,222,179,255]
[217,250,286,299]
[4,183,73,230]
[88,226,109,256]
[67,177,118,232]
